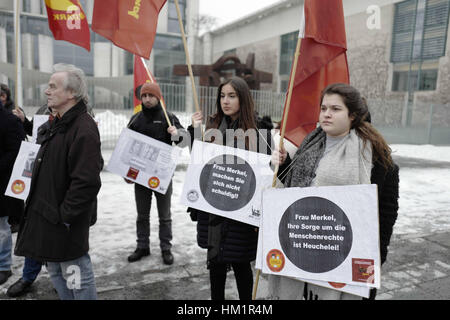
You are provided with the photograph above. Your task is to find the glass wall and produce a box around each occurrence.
[279,31,297,92]
[167,0,186,33]
[391,0,450,92]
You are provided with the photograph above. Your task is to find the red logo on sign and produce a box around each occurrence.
[352,258,375,284]
[126,167,139,180]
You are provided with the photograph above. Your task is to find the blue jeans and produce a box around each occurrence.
[23,257,42,283]
[46,253,97,300]
[0,217,12,271]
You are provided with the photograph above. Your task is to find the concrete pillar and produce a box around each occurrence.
[38,35,53,73]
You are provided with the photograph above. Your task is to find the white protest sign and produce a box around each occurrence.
[180,140,273,227]
[4,141,41,201]
[31,115,49,143]
[260,185,380,288]
[106,128,181,194]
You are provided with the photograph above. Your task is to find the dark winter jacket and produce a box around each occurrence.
[127,103,185,145]
[14,100,103,262]
[187,115,273,264]
[0,105,25,218]
[3,99,15,113]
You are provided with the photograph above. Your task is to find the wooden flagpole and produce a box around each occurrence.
[252,37,302,301]
[271,37,302,188]
[174,0,204,140]
[140,57,172,127]
[14,0,22,110]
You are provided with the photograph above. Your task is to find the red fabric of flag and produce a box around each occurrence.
[281,0,349,147]
[92,0,167,59]
[45,0,91,51]
[133,55,165,114]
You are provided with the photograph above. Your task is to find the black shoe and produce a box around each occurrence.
[162,250,174,265]
[10,223,20,234]
[0,270,12,285]
[127,248,150,262]
[6,277,33,297]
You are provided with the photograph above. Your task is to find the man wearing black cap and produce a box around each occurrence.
[126,82,185,265]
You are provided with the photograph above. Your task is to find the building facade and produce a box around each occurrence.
[199,0,450,143]
[0,0,200,109]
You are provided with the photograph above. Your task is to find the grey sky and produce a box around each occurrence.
[199,0,282,28]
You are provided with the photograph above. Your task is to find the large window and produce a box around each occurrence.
[391,0,450,92]
[153,34,185,83]
[279,31,297,76]
[391,0,450,63]
[392,69,438,91]
[53,40,94,76]
[279,31,298,92]
[168,0,186,34]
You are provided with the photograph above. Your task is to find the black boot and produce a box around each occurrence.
[162,250,174,265]
[0,270,12,285]
[6,277,33,297]
[127,248,150,262]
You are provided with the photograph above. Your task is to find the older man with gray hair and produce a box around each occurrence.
[14,63,103,300]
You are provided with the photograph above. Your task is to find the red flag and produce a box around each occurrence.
[45,0,90,51]
[133,55,166,114]
[281,0,349,147]
[91,0,167,59]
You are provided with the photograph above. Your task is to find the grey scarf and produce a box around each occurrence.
[282,127,372,188]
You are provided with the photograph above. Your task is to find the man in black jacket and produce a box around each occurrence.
[14,63,103,300]
[126,82,184,265]
[0,100,25,285]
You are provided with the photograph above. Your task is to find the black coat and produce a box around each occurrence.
[0,106,25,217]
[371,160,399,264]
[14,101,103,262]
[188,116,273,264]
[128,103,185,145]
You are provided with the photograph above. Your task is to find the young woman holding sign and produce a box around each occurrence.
[188,77,273,300]
[271,83,399,300]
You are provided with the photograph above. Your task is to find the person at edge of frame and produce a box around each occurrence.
[270,83,399,300]
[14,63,103,300]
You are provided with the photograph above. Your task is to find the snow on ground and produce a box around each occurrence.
[13,111,447,278]
[390,144,450,236]
[390,144,450,163]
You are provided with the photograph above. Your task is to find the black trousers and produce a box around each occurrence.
[209,261,253,300]
[134,182,173,251]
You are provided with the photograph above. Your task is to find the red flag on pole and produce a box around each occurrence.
[44,0,91,51]
[133,55,166,114]
[91,0,167,59]
[281,0,349,147]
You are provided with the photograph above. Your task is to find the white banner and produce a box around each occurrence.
[106,128,181,194]
[4,141,41,201]
[259,185,380,289]
[180,140,273,227]
[31,115,49,143]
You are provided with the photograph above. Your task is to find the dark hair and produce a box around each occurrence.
[320,83,393,169]
[207,77,257,131]
[0,83,11,101]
